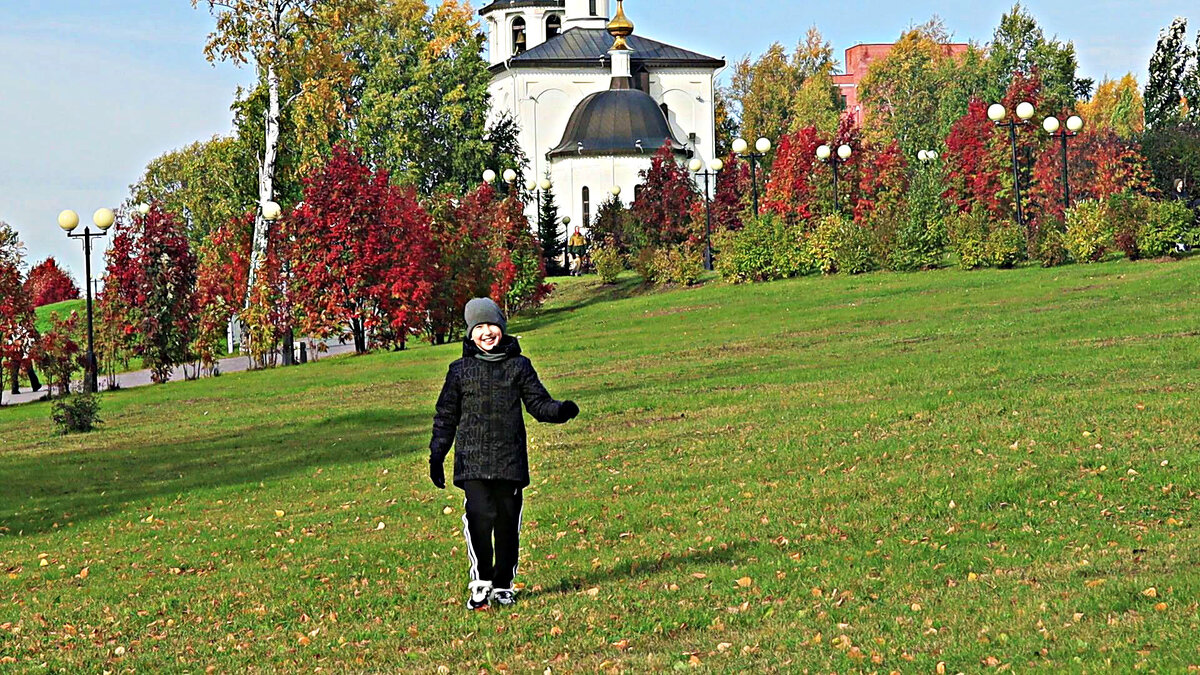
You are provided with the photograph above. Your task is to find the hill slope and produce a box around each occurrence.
[1,260,1197,671]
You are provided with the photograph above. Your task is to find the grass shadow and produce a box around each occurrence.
[538,540,750,596]
[0,408,429,537]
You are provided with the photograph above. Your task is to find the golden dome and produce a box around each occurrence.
[607,0,634,51]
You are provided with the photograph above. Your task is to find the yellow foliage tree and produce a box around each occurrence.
[1077,74,1145,137]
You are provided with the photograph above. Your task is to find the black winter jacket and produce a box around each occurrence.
[430,336,569,487]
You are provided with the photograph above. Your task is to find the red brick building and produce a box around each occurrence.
[832,43,970,125]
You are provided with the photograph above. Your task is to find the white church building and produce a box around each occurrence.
[481,0,724,230]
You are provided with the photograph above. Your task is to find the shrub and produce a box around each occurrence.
[1105,192,1150,260]
[808,215,841,275]
[946,207,991,270]
[1138,199,1195,258]
[1034,218,1070,267]
[713,213,808,283]
[1064,200,1111,263]
[51,392,101,434]
[651,245,704,286]
[986,225,1026,269]
[632,247,659,284]
[834,219,877,275]
[592,244,624,284]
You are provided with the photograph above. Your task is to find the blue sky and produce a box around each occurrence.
[0,0,1194,283]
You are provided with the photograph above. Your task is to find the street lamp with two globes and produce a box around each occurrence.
[689,156,724,271]
[58,207,117,393]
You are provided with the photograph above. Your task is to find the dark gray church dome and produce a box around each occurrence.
[548,87,688,159]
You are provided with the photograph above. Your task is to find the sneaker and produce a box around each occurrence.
[491,587,517,607]
[467,581,492,611]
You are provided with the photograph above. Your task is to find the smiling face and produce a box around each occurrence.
[471,323,503,352]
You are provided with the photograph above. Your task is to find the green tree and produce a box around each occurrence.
[536,174,563,275]
[1144,17,1192,128]
[985,4,1089,112]
[713,84,739,157]
[859,25,955,156]
[1078,75,1146,137]
[129,136,258,248]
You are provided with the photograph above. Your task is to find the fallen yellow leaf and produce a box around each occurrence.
[549,625,563,636]
[735,576,752,588]
[584,587,599,597]
[274,510,285,518]
[1142,587,1158,598]
[77,567,89,579]
[1154,602,1167,612]
[691,572,707,579]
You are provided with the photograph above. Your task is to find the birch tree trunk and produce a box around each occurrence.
[247,57,282,300]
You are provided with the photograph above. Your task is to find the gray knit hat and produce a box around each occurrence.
[464,297,507,336]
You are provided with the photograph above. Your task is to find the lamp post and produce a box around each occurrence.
[59,207,115,393]
[689,156,723,271]
[733,137,771,215]
[1042,114,1084,212]
[561,215,572,273]
[816,143,853,213]
[989,102,1036,228]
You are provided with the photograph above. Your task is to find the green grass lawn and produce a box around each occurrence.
[1,259,1197,672]
[34,299,85,335]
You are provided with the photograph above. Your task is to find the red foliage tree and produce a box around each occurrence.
[23,257,80,307]
[763,126,822,227]
[33,310,82,397]
[289,145,438,353]
[192,214,252,373]
[427,184,498,343]
[943,98,1008,218]
[712,152,752,232]
[105,205,198,383]
[631,142,700,246]
[0,260,38,400]
[1029,127,1153,224]
[488,193,552,314]
[854,139,909,223]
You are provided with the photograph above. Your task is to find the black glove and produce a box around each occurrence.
[560,400,579,422]
[429,457,446,489]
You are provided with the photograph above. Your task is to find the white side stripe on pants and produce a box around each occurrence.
[461,498,480,582]
[511,488,524,585]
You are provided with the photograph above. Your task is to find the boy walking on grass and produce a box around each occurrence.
[429,298,579,610]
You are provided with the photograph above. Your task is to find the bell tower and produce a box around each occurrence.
[481,1,569,65]
[563,0,610,31]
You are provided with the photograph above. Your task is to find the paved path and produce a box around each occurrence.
[1,341,357,407]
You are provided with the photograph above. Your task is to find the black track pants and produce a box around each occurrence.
[461,480,524,589]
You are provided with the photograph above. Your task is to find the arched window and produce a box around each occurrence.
[545,14,561,39]
[512,17,527,55]
[659,102,669,119]
[582,187,591,227]
[589,0,597,17]
[634,184,643,202]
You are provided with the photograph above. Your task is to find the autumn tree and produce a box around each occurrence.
[288,145,438,353]
[192,0,372,301]
[713,85,740,157]
[0,261,38,402]
[105,206,198,383]
[589,195,636,254]
[1078,74,1146,137]
[731,27,838,146]
[192,214,253,374]
[23,258,80,307]
[712,153,751,232]
[488,193,551,314]
[427,184,497,343]
[943,99,1007,218]
[33,311,83,397]
[631,143,700,247]
[763,126,822,227]
[859,25,960,156]
[1029,128,1153,223]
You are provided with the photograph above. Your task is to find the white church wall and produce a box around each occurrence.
[550,155,656,235]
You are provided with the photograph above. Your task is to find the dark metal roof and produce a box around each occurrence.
[491,28,724,72]
[479,0,563,16]
[548,87,688,159]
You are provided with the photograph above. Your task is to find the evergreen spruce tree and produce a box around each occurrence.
[1144,17,1191,128]
[536,173,564,275]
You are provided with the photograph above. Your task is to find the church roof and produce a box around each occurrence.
[547,87,689,159]
[490,28,724,73]
[479,0,563,15]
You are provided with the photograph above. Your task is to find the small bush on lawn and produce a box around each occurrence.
[987,224,1026,269]
[834,218,877,275]
[1064,200,1111,263]
[632,247,658,284]
[714,214,808,283]
[1106,191,1150,261]
[1138,199,1195,258]
[1035,217,1070,267]
[592,244,624,284]
[651,245,704,286]
[947,207,991,270]
[51,392,101,435]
